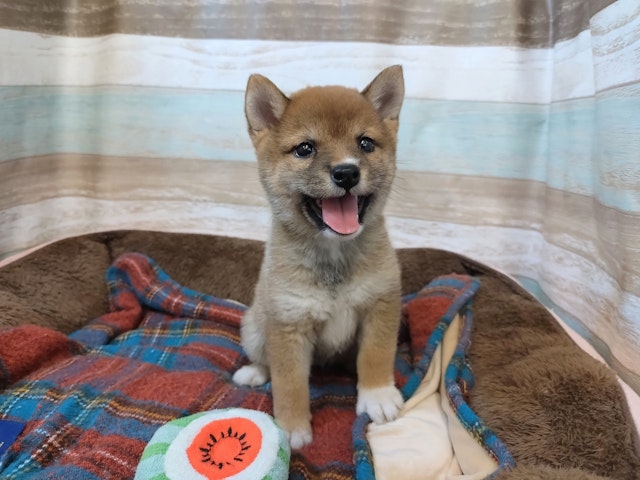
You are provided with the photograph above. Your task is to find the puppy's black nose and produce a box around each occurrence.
[331,164,360,190]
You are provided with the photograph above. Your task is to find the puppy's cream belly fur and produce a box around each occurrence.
[237,280,368,369]
[273,288,360,358]
[269,262,396,347]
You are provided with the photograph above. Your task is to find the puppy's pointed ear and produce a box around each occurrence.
[244,74,289,136]
[361,65,405,121]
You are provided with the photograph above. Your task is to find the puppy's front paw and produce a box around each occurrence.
[356,384,403,424]
[287,426,313,450]
[232,364,270,387]
[277,421,312,450]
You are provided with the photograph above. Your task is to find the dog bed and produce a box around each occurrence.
[0,230,638,479]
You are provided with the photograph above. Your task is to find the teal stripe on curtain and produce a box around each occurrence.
[2,85,638,212]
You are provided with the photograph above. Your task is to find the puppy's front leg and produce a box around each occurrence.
[267,321,313,449]
[356,294,403,423]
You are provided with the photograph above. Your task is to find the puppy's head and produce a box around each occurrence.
[245,66,404,240]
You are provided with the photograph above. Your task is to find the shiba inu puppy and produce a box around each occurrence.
[232,66,405,449]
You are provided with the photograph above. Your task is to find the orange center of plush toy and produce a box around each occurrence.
[186,417,262,479]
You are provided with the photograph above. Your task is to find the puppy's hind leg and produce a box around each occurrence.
[232,363,270,387]
[233,306,270,386]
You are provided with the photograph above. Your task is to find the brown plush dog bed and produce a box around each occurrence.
[0,230,639,479]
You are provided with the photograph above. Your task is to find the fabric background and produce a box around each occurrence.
[0,1,639,393]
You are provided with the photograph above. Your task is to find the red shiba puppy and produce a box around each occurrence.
[233,66,405,448]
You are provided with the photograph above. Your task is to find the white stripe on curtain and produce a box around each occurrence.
[1,27,635,102]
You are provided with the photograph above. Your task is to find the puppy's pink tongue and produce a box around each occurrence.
[322,195,359,235]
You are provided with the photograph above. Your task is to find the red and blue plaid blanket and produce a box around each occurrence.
[0,253,513,479]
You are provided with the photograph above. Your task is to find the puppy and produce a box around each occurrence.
[232,66,405,449]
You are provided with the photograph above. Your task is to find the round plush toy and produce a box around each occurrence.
[135,409,290,480]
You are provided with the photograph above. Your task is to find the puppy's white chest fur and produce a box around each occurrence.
[272,267,383,359]
[315,296,358,355]
[278,286,358,354]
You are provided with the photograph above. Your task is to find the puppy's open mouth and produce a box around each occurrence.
[304,194,372,235]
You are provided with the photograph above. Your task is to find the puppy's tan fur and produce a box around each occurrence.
[232,66,405,448]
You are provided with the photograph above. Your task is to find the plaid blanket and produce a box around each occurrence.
[0,253,513,479]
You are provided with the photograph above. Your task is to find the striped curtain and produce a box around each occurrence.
[1,1,639,393]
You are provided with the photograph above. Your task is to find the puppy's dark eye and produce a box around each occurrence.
[359,137,375,153]
[293,142,315,158]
